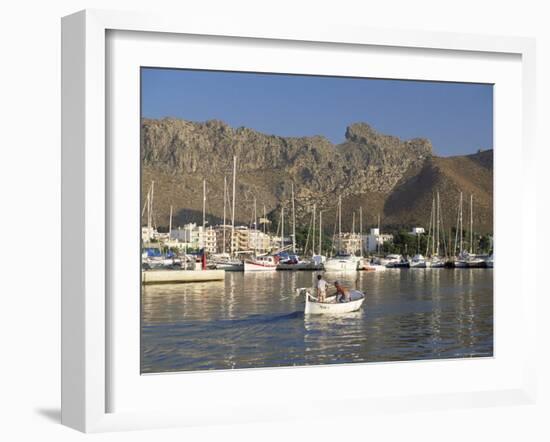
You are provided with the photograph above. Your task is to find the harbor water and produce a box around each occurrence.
[141,269,493,374]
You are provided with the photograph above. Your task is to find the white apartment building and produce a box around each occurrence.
[364,228,394,253]
[335,233,362,255]
[170,223,217,253]
[248,229,272,253]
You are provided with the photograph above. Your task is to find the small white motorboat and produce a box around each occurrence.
[297,288,366,315]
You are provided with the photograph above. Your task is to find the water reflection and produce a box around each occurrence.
[141,269,493,373]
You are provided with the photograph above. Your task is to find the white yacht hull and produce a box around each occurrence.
[410,261,427,268]
[215,262,244,271]
[244,261,277,272]
[364,263,387,271]
[277,261,322,270]
[324,258,358,272]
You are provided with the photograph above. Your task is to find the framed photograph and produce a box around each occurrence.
[61,9,537,432]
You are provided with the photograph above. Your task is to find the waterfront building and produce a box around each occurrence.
[232,226,251,253]
[248,229,272,253]
[141,226,158,243]
[213,224,233,254]
[170,223,217,253]
[364,228,394,253]
[335,233,362,255]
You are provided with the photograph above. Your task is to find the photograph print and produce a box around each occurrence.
[140,68,494,374]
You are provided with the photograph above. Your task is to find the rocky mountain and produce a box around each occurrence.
[141,118,493,234]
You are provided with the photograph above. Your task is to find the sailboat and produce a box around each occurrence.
[213,157,244,271]
[430,192,446,268]
[324,196,359,272]
[455,193,485,268]
[410,254,427,268]
[277,185,322,270]
[410,213,427,268]
[245,196,278,271]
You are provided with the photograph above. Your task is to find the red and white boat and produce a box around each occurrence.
[244,255,278,272]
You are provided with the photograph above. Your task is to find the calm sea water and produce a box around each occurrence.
[141,269,493,374]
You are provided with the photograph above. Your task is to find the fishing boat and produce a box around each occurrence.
[297,287,365,314]
[244,255,278,272]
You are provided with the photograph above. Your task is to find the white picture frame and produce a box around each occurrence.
[61,9,537,433]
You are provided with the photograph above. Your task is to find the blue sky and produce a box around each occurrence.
[141,68,493,157]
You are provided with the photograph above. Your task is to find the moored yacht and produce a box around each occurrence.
[410,254,427,268]
[324,253,359,272]
[244,255,278,272]
[455,251,485,268]
[428,256,446,268]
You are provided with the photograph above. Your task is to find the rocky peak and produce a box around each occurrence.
[345,122,432,156]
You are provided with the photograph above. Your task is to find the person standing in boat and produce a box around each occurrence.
[334,280,350,303]
[316,274,328,302]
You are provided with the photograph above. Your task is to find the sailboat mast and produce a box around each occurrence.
[264,204,267,235]
[338,195,342,237]
[432,197,436,256]
[312,204,316,257]
[319,210,322,256]
[459,191,463,254]
[469,194,473,254]
[281,207,285,250]
[377,213,381,255]
[150,180,155,231]
[254,197,257,254]
[436,191,440,256]
[291,183,296,254]
[254,198,257,231]
[146,189,151,236]
[449,227,453,257]
[231,156,236,257]
[359,206,363,257]
[168,205,173,240]
[222,176,227,254]
[202,179,206,250]
[425,200,433,257]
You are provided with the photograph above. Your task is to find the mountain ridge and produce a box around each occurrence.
[141,118,493,234]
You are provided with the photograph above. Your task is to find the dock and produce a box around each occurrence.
[142,269,225,285]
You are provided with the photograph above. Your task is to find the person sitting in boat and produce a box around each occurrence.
[316,274,328,302]
[334,280,350,303]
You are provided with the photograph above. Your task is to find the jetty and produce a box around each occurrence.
[142,269,225,285]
